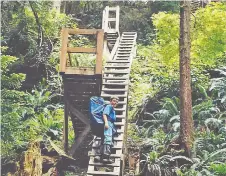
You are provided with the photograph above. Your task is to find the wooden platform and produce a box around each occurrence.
[62,74,102,166]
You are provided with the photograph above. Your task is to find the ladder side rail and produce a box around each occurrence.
[116,6,120,33]
[109,37,120,61]
[104,6,109,33]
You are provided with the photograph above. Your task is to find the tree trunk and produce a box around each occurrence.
[179,0,194,157]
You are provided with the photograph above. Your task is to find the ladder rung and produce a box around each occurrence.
[87,171,119,175]
[102,82,128,85]
[101,93,127,98]
[114,122,125,126]
[104,71,129,74]
[109,7,117,11]
[107,61,130,63]
[105,65,129,68]
[103,77,129,80]
[89,160,120,167]
[96,136,124,141]
[102,88,127,91]
[108,18,116,21]
[118,48,132,52]
[114,108,126,111]
[92,145,122,149]
[88,153,121,158]
[122,32,137,34]
[104,100,127,105]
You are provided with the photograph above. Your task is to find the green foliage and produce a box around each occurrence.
[1,53,65,160]
[152,2,226,71]
[210,68,226,105]
[210,163,226,176]
[1,1,76,91]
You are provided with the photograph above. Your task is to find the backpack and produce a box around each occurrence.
[89,96,108,137]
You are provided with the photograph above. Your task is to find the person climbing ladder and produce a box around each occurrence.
[94,96,119,164]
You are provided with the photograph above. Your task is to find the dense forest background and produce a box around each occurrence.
[1,1,226,175]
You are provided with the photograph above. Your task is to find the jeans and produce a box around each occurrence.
[100,121,116,158]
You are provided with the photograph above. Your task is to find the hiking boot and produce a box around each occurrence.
[94,156,102,162]
[102,158,114,164]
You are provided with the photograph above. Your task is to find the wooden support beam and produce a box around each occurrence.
[69,125,91,156]
[96,31,104,74]
[68,28,102,35]
[67,47,96,53]
[60,28,69,73]
[65,67,95,75]
[64,100,69,153]
[67,53,72,67]
[67,102,90,125]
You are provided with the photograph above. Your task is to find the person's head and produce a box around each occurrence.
[110,96,119,108]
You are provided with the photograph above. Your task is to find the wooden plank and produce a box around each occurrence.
[89,160,120,167]
[101,93,127,98]
[67,47,96,53]
[102,82,128,85]
[87,171,119,176]
[66,82,96,89]
[96,31,104,74]
[102,76,129,80]
[114,122,125,126]
[67,28,103,35]
[88,153,121,158]
[96,136,124,141]
[102,88,127,92]
[104,71,129,74]
[60,28,68,73]
[92,145,122,149]
[108,18,116,21]
[63,100,69,153]
[69,125,91,156]
[67,102,90,125]
[106,60,130,63]
[66,95,93,101]
[105,65,129,68]
[65,67,95,75]
[109,7,117,11]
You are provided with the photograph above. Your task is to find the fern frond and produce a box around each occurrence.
[170,156,193,163]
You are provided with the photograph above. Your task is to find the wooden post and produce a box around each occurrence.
[64,100,69,153]
[60,28,68,73]
[96,30,104,74]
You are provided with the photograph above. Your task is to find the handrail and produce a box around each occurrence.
[59,28,104,75]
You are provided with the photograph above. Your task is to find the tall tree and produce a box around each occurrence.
[179,0,194,157]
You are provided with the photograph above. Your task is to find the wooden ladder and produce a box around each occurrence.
[87,32,137,176]
[102,6,120,54]
[191,0,209,12]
